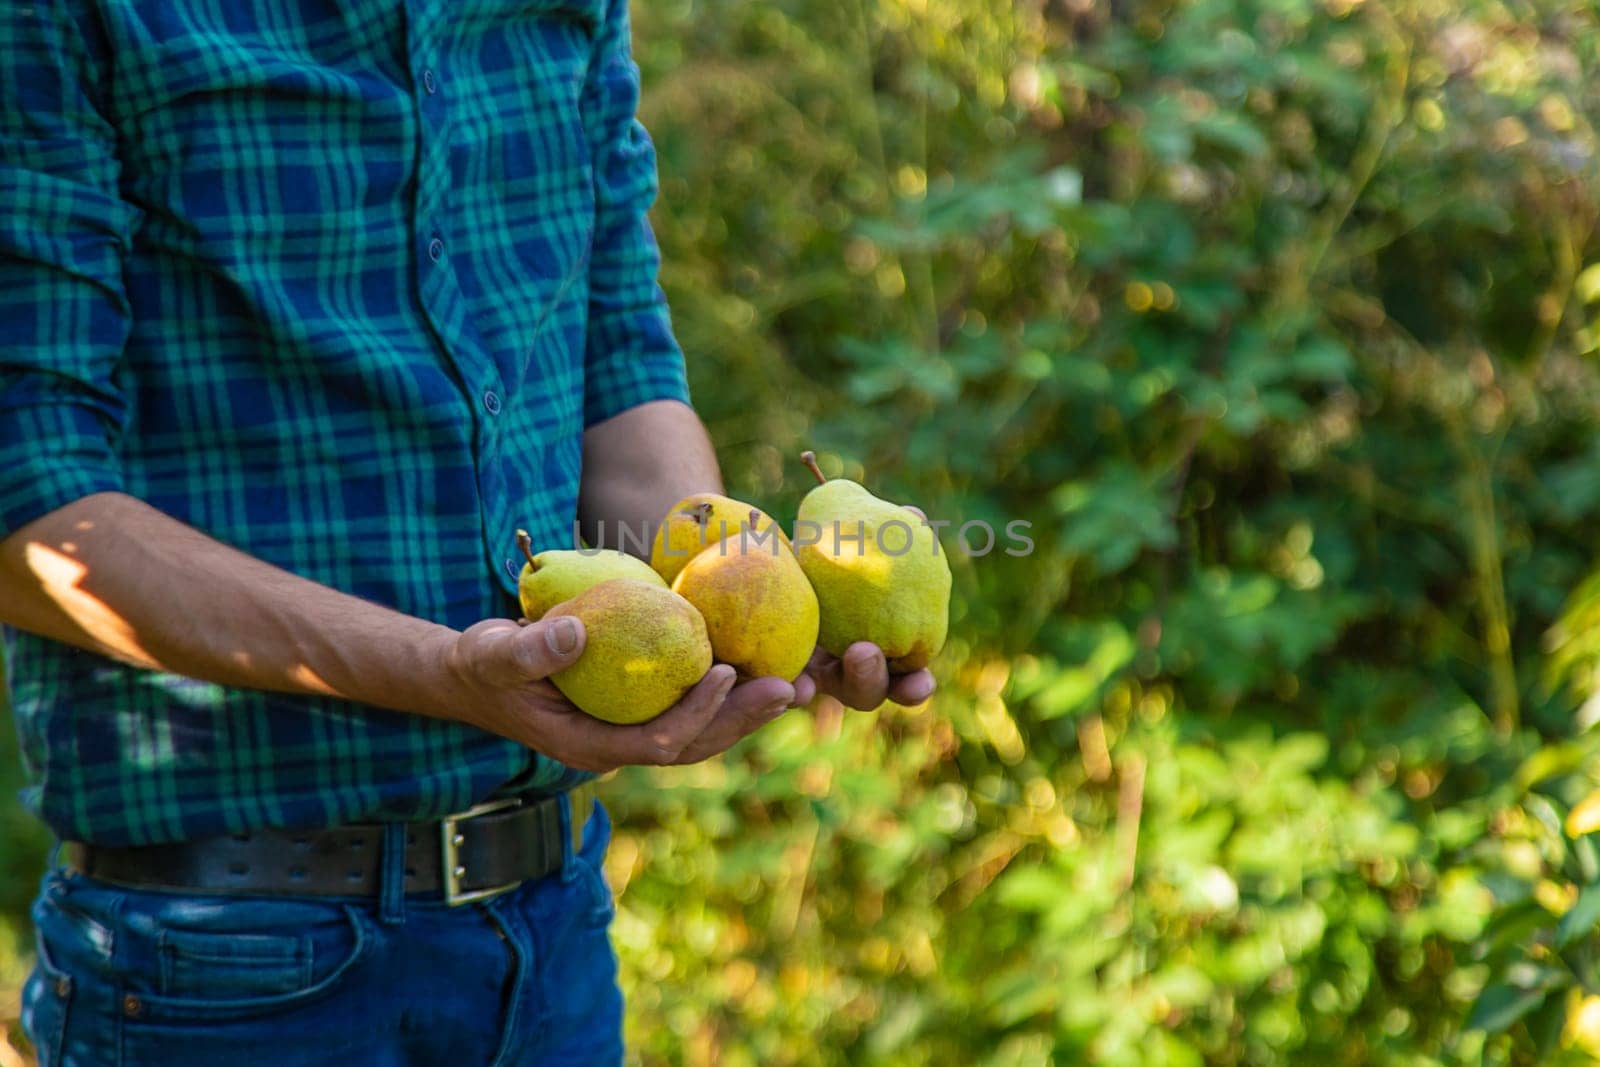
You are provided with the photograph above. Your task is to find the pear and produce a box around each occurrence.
[650,493,789,585]
[671,510,820,681]
[515,530,666,622]
[544,578,713,724]
[795,451,950,672]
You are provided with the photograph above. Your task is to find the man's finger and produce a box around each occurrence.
[528,664,739,771]
[791,671,818,707]
[836,641,891,709]
[459,617,586,687]
[887,669,936,706]
[673,676,795,763]
[501,616,587,681]
[807,643,888,710]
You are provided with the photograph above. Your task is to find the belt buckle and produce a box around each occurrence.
[440,797,522,906]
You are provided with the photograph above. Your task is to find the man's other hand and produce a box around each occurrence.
[801,642,937,711]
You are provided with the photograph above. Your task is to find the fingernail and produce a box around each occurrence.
[846,647,879,671]
[761,699,789,720]
[547,618,578,655]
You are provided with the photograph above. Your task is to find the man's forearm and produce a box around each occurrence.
[0,492,466,721]
[577,398,723,553]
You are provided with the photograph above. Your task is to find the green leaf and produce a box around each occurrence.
[1030,623,1136,721]
[1466,983,1553,1034]
[1052,464,1177,573]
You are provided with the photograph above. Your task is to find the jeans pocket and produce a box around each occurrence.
[158,927,313,1000]
[30,875,126,1066]
[127,904,371,1024]
[20,930,73,1065]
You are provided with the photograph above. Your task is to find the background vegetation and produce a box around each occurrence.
[7,0,1600,1062]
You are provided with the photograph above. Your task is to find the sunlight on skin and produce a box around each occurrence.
[287,663,339,696]
[21,539,339,698]
[23,540,157,668]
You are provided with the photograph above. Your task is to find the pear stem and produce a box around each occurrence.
[800,451,827,486]
[749,508,761,528]
[516,529,538,570]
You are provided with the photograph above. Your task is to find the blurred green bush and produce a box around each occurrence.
[8,0,1600,1063]
[611,0,1600,1063]
[0,658,50,1061]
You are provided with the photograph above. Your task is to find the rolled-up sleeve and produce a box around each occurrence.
[0,2,136,540]
[578,0,692,429]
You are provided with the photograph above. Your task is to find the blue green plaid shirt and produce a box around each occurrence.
[0,0,690,845]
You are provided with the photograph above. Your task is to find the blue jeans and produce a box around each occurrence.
[21,798,622,1066]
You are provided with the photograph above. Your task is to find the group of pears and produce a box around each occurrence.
[517,453,952,724]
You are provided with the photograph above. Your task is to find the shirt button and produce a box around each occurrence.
[483,390,503,415]
[427,238,445,263]
[422,69,438,94]
[504,558,520,580]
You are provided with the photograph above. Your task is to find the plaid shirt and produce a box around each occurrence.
[0,0,689,845]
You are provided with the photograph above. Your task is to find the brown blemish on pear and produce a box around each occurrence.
[650,493,789,585]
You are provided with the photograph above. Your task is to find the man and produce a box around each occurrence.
[0,1,934,1063]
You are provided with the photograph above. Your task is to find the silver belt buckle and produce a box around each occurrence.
[440,797,522,906]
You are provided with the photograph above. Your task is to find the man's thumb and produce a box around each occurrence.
[509,616,586,679]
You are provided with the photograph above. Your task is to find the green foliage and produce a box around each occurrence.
[7,0,1600,1063]
[0,656,50,1057]
[614,0,1600,1062]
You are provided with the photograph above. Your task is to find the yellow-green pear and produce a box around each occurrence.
[544,578,713,725]
[650,493,789,585]
[794,451,950,672]
[671,511,820,681]
[515,530,665,622]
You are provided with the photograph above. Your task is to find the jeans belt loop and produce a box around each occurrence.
[571,782,594,853]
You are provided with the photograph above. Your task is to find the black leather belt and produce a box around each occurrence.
[63,783,596,907]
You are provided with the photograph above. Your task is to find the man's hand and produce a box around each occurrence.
[801,642,936,711]
[439,617,797,772]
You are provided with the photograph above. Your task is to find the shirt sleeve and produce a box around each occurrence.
[0,2,136,540]
[578,0,692,429]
